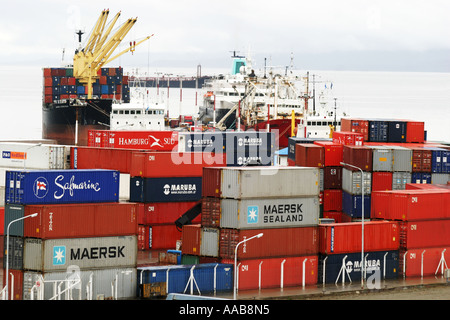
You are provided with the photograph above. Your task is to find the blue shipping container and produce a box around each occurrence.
[5,169,120,205]
[130,176,202,203]
[424,147,449,173]
[137,263,233,296]
[77,86,85,94]
[101,85,110,95]
[387,120,407,143]
[411,172,432,184]
[369,120,388,142]
[319,251,399,284]
[342,190,371,218]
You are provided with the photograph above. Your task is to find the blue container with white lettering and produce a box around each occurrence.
[137,263,233,297]
[5,169,120,205]
[130,176,202,203]
[318,250,399,284]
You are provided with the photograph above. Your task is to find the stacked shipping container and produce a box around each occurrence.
[43,67,130,103]
[182,166,321,291]
[2,168,138,300]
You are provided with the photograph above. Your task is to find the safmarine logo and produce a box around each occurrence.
[247,206,259,224]
[53,245,66,265]
[33,177,49,199]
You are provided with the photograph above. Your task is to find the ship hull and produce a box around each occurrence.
[42,99,112,146]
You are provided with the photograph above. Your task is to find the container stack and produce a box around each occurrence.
[2,169,139,300]
[371,188,450,278]
[318,220,400,284]
[181,166,321,291]
[43,67,129,103]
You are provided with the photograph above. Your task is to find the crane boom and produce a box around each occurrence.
[73,9,152,99]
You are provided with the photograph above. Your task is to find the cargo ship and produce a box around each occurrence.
[42,66,131,146]
[198,54,343,148]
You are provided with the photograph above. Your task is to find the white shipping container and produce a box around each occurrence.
[220,167,320,199]
[23,267,137,300]
[431,173,449,184]
[0,143,70,170]
[23,236,137,272]
[220,197,319,229]
[119,173,130,201]
[342,167,372,195]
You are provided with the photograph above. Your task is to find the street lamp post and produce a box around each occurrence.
[5,213,38,300]
[341,161,366,289]
[234,233,263,300]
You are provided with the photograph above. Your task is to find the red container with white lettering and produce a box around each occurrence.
[140,224,182,250]
[319,220,399,255]
[23,202,138,239]
[341,118,370,141]
[130,151,227,178]
[88,129,179,151]
[332,131,364,146]
[371,189,450,221]
[400,220,450,249]
[401,246,450,277]
[223,255,318,290]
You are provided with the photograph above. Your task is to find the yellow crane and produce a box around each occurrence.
[73,9,153,99]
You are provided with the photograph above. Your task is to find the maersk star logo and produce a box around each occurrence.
[247,206,258,224]
[53,246,66,266]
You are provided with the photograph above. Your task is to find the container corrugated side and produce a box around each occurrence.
[220,167,320,199]
[372,172,393,191]
[23,267,137,300]
[313,141,344,167]
[70,146,137,173]
[369,146,393,172]
[4,204,25,236]
[0,143,69,169]
[318,221,399,255]
[200,227,219,257]
[392,172,411,190]
[229,256,318,290]
[219,227,319,259]
[342,191,371,218]
[400,246,450,277]
[319,250,399,284]
[343,145,373,172]
[400,220,450,249]
[5,169,120,205]
[23,236,137,272]
[220,197,319,229]
[23,202,138,239]
[388,146,412,172]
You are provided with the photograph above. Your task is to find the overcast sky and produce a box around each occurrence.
[1,0,450,73]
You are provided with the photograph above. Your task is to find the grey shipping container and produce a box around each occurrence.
[392,172,411,190]
[23,267,137,300]
[220,197,319,229]
[369,146,393,172]
[3,235,23,270]
[388,145,412,172]
[23,236,137,272]
[200,227,219,257]
[220,167,320,199]
[431,173,449,184]
[342,168,372,195]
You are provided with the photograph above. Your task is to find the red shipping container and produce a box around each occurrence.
[372,172,393,191]
[294,144,324,167]
[314,141,343,167]
[332,131,364,146]
[323,189,342,212]
[131,151,226,178]
[89,130,178,150]
[322,211,345,223]
[319,221,399,255]
[343,145,373,171]
[341,118,369,141]
[44,95,53,103]
[148,224,181,249]
[100,75,107,85]
[44,77,52,87]
[219,227,318,260]
[371,189,450,221]
[401,246,450,277]
[406,121,425,143]
[400,220,450,249]
[323,166,342,189]
[60,77,68,85]
[2,269,23,300]
[43,68,51,77]
[23,202,138,239]
[71,146,141,173]
[141,201,199,225]
[226,255,318,290]
[181,224,202,255]
[201,197,221,227]
[0,207,4,235]
[68,77,76,86]
[138,225,147,250]
[410,148,432,172]
[202,167,222,197]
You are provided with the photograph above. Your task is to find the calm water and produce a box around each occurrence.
[0,65,448,142]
